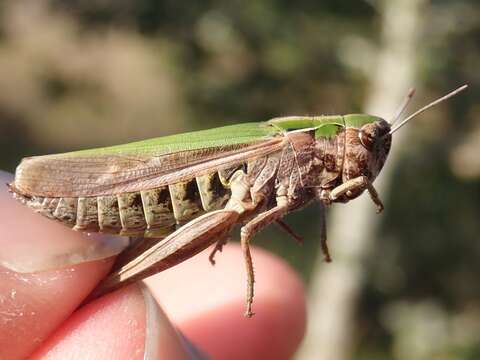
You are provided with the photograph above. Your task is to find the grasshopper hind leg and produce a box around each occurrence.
[111,236,164,271]
[87,209,240,301]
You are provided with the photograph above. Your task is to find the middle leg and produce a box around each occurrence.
[240,199,288,317]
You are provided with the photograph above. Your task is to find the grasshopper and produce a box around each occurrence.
[7,85,467,317]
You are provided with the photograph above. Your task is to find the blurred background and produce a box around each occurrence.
[0,0,478,359]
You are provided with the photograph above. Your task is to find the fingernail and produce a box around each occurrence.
[178,332,212,360]
[141,284,210,360]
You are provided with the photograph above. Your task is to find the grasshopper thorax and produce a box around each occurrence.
[307,86,467,206]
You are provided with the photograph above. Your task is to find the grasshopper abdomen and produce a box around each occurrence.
[11,168,243,237]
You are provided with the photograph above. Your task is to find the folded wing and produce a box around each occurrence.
[12,123,284,197]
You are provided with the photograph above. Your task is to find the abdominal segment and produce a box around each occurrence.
[12,168,239,238]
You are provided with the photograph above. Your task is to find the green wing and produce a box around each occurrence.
[12,122,285,197]
[65,122,278,157]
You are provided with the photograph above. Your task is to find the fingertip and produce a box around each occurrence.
[0,171,131,358]
[0,171,120,358]
[0,259,114,360]
[30,285,146,359]
[30,284,192,360]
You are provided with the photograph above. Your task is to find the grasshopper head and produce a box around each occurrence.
[335,85,467,202]
[341,115,392,196]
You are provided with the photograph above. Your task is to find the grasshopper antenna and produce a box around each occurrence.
[390,88,416,126]
[389,84,468,135]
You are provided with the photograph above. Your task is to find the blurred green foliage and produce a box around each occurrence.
[0,1,478,359]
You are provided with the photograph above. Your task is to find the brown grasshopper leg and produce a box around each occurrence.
[330,175,384,213]
[240,198,289,317]
[208,235,228,265]
[88,209,240,301]
[318,203,332,262]
[275,219,304,244]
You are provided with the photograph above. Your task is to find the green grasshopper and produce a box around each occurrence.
[7,85,467,317]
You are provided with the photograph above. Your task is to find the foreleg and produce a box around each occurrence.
[329,176,384,213]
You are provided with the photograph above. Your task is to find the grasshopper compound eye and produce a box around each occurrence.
[359,130,374,150]
[359,118,391,151]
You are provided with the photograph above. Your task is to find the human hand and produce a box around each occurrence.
[0,171,306,359]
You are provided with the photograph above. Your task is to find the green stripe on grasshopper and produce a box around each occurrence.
[344,114,383,128]
[268,114,381,139]
[59,122,279,157]
[59,114,381,158]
